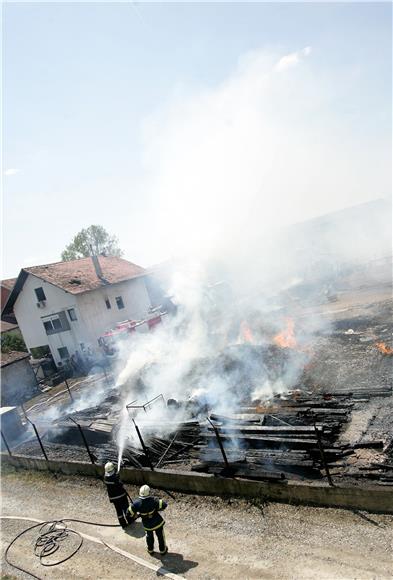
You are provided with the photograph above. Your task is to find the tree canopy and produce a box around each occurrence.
[1,332,27,354]
[61,225,123,261]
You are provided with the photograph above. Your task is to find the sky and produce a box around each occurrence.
[2,1,392,278]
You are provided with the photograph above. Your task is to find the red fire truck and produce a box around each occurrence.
[98,309,166,355]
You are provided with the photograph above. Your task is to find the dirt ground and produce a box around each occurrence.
[1,468,392,580]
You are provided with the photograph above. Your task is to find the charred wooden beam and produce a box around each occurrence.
[207,425,320,435]
[155,431,179,468]
[209,413,263,423]
[353,440,384,449]
[203,463,286,481]
[203,433,318,449]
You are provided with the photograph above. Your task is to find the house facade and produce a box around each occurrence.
[2,256,154,366]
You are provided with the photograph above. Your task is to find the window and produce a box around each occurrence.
[115,296,125,310]
[58,347,69,360]
[68,308,77,321]
[52,318,62,330]
[35,287,46,301]
[42,312,70,335]
[43,320,54,333]
[105,298,111,309]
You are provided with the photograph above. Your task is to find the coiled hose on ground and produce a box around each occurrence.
[4,518,121,579]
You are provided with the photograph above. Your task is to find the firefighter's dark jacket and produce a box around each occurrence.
[104,473,127,503]
[129,496,167,531]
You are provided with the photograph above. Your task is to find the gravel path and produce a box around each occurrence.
[1,467,392,579]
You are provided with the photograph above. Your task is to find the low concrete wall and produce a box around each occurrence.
[2,453,393,514]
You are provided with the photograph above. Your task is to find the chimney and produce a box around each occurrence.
[90,247,104,280]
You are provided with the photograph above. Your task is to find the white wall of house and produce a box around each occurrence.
[13,273,152,366]
[13,274,85,360]
[76,277,152,342]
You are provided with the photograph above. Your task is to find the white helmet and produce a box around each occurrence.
[105,462,115,476]
[139,484,151,497]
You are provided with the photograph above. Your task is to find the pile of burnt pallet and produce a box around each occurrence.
[344,461,393,485]
[343,438,393,486]
[47,393,120,446]
[48,417,115,446]
[99,420,202,468]
[191,392,354,482]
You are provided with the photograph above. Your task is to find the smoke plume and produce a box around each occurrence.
[114,46,390,459]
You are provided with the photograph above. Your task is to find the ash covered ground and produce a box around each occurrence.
[304,298,392,394]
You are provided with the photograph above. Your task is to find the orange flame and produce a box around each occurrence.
[240,321,254,344]
[274,318,297,349]
[376,342,393,355]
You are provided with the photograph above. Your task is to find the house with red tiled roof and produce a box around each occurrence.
[1,277,17,305]
[2,256,155,366]
[1,277,24,349]
[0,320,19,335]
[1,277,18,325]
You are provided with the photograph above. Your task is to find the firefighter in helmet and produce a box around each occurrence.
[103,462,134,529]
[128,485,168,555]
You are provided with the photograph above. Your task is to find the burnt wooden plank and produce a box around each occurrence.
[203,433,318,448]
[205,464,286,480]
[209,413,263,423]
[246,456,314,467]
[353,440,384,449]
[207,425,318,434]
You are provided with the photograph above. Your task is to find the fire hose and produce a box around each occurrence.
[3,517,121,579]
[2,516,182,580]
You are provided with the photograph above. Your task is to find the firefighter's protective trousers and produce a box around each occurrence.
[104,473,133,528]
[146,524,166,554]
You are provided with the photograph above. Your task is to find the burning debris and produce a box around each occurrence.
[9,262,392,490]
[273,318,296,349]
[376,342,393,356]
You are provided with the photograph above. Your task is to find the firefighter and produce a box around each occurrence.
[129,485,168,555]
[103,462,134,529]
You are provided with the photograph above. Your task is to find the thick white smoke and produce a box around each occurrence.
[114,46,390,461]
[138,46,390,273]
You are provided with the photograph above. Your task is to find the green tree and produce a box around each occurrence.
[1,333,28,354]
[61,225,123,261]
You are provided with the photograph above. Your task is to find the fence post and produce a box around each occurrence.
[69,418,95,464]
[314,423,334,486]
[207,417,230,470]
[25,417,49,462]
[132,419,154,470]
[1,430,12,456]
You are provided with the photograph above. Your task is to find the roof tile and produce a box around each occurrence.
[1,350,30,367]
[1,278,17,291]
[25,256,146,294]
[1,321,19,333]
